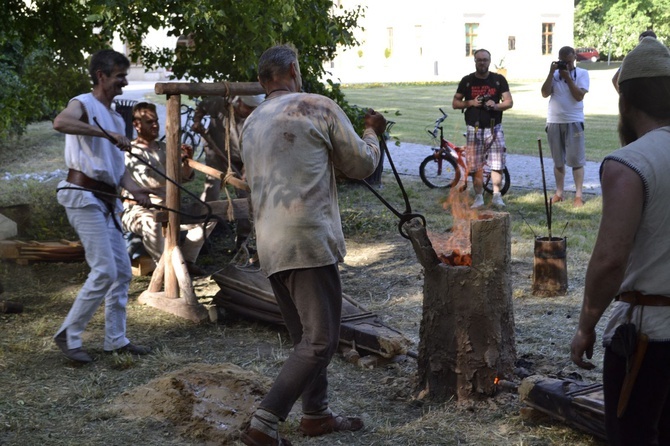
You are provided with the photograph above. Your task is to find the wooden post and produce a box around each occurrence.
[406,213,516,401]
[137,81,264,323]
[165,93,181,298]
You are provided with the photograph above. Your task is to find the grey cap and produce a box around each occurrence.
[239,94,265,107]
[619,37,670,84]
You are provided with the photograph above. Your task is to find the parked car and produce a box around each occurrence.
[576,47,599,62]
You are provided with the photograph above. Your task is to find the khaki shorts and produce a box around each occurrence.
[545,122,586,168]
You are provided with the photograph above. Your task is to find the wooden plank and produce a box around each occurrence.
[211,265,412,358]
[154,81,264,97]
[518,375,606,440]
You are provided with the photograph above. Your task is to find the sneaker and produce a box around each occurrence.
[492,193,505,208]
[471,194,484,209]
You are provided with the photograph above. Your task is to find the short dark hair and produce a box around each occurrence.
[619,77,670,119]
[258,44,298,84]
[473,49,491,59]
[89,49,130,85]
[132,102,157,121]
[640,30,657,39]
[558,46,575,58]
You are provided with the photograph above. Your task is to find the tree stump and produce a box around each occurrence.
[406,212,516,401]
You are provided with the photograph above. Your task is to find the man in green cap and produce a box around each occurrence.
[571,37,670,445]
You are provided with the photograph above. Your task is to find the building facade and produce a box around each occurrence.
[325,0,574,83]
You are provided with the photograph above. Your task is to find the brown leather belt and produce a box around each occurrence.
[616,290,670,306]
[66,169,117,196]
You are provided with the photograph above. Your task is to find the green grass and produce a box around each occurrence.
[341,70,621,162]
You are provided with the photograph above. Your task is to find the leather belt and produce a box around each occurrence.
[616,290,670,307]
[66,169,117,196]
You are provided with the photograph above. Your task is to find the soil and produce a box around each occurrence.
[0,183,606,446]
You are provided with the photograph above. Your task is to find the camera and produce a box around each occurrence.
[555,60,568,70]
[478,94,494,110]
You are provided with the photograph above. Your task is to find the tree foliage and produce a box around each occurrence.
[575,0,670,59]
[1,0,365,138]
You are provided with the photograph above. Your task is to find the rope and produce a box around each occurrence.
[224,99,236,222]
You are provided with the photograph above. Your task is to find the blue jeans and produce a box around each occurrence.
[260,264,342,420]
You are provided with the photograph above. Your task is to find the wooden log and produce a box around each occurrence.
[0,300,23,314]
[184,158,249,192]
[211,265,412,358]
[154,81,264,97]
[179,199,250,224]
[406,213,516,401]
[519,375,606,440]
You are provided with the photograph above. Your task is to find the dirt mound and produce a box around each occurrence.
[110,363,271,444]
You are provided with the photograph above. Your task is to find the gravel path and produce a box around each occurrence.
[117,82,604,196]
[385,141,602,196]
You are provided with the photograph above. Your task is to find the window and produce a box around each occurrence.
[465,23,479,56]
[542,23,554,55]
[508,36,516,51]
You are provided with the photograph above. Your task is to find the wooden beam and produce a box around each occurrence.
[184,158,249,191]
[154,81,264,97]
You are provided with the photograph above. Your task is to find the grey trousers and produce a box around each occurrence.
[261,264,342,420]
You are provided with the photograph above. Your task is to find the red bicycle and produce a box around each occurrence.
[419,108,510,195]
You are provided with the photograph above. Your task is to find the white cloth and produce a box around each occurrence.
[55,92,132,350]
[122,141,215,264]
[602,126,670,343]
[546,67,590,124]
[57,93,126,213]
[241,92,380,276]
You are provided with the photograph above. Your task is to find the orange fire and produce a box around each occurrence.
[428,183,478,266]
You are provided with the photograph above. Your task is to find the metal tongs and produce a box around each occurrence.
[361,121,426,239]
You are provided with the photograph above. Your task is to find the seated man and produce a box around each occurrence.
[192,94,263,250]
[121,102,216,276]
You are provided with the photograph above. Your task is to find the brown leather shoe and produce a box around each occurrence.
[299,413,364,437]
[240,427,292,446]
[551,194,564,204]
[574,196,584,207]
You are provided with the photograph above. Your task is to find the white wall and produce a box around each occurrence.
[325,0,574,83]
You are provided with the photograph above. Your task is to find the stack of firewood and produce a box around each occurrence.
[0,240,85,265]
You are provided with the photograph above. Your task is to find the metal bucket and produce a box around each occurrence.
[532,236,567,297]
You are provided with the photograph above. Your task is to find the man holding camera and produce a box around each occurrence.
[541,46,590,207]
[453,48,513,209]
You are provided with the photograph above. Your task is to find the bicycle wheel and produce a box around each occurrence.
[482,165,511,196]
[419,154,460,189]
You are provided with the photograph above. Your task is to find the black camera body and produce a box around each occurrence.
[478,94,494,110]
[556,60,568,70]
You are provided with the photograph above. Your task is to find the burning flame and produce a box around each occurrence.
[429,182,478,266]
[494,376,500,385]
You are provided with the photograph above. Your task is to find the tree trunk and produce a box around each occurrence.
[406,212,516,401]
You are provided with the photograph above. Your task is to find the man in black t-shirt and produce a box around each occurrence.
[452,49,513,208]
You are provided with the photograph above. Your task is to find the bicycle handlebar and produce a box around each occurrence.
[428,108,449,138]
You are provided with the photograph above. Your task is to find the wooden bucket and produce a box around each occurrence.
[532,236,567,297]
